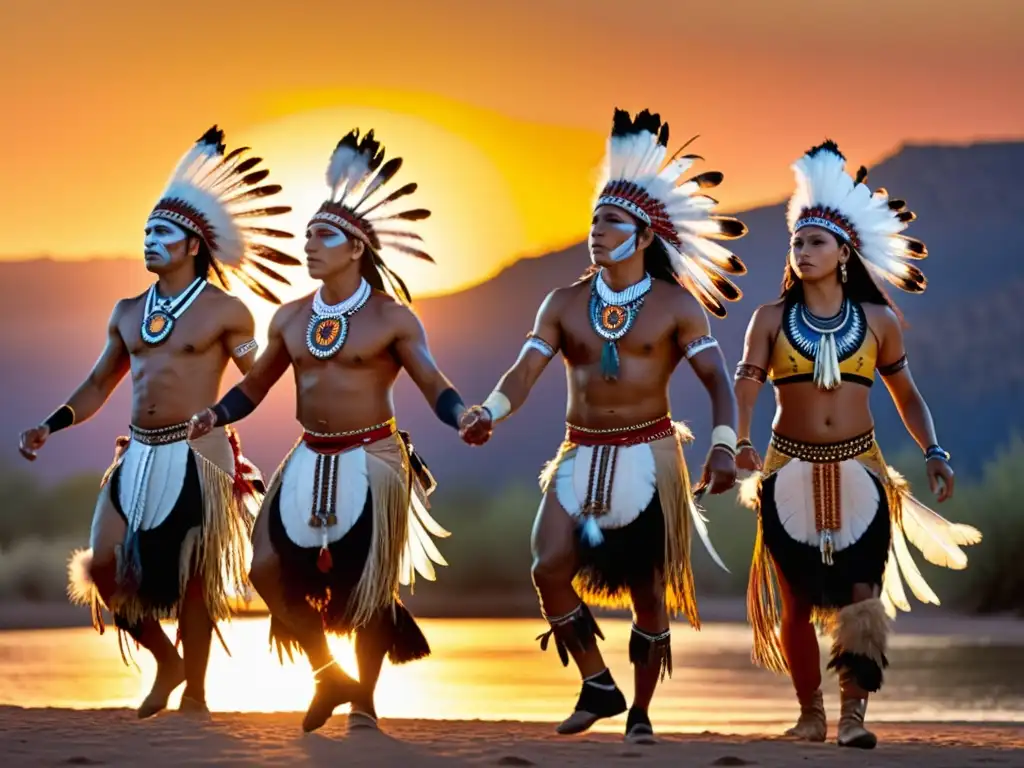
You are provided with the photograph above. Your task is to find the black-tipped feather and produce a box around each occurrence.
[227,184,283,203]
[241,226,294,239]
[234,268,282,304]
[234,206,292,219]
[387,242,435,263]
[374,228,425,241]
[854,166,869,185]
[380,208,431,222]
[358,182,418,217]
[221,169,270,196]
[708,217,748,239]
[687,171,723,189]
[897,235,928,257]
[249,244,302,265]
[246,260,291,285]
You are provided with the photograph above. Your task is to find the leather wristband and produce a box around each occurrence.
[211,387,256,427]
[43,404,76,434]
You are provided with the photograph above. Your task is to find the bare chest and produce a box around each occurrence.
[561,299,677,364]
[283,308,397,373]
[122,302,225,360]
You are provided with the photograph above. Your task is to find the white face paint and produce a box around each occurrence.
[144,217,187,265]
[589,219,637,264]
[307,223,348,248]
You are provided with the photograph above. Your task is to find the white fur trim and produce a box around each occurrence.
[116,440,190,532]
[770,459,880,550]
[66,548,96,606]
[553,443,657,529]
[279,442,369,548]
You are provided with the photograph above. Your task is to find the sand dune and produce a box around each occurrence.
[1,707,1022,767]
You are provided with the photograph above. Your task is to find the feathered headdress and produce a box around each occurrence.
[148,126,300,303]
[308,128,432,303]
[788,140,927,293]
[594,108,748,318]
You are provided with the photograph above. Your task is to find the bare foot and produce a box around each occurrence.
[301,666,361,733]
[138,655,186,719]
[178,690,211,718]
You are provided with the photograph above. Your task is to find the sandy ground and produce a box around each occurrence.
[1,707,1022,767]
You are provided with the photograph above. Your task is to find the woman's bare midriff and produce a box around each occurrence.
[771,381,875,443]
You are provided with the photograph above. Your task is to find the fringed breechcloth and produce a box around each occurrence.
[67,423,263,657]
[741,430,981,692]
[535,416,726,676]
[260,419,449,665]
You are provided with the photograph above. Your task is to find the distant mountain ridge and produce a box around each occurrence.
[2,139,1023,491]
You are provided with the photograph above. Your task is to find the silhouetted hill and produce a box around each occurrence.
[2,140,1023,494]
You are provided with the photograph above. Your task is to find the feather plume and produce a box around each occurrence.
[148,126,299,304]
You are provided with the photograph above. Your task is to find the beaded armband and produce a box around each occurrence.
[878,354,908,377]
[523,332,556,359]
[684,335,718,359]
[735,363,767,383]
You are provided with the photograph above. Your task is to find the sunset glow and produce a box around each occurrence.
[1,0,1021,299]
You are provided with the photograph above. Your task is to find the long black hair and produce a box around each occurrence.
[577,218,678,285]
[779,231,904,321]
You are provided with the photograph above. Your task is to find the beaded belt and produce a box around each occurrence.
[567,415,674,447]
[770,430,874,463]
[130,422,190,445]
[302,418,396,455]
[565,416,673,521]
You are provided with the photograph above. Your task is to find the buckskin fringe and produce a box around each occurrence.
[346,437,412,630]
[72,435,259,633]
[539,426,701,628]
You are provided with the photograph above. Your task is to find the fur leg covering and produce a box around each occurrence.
[67,548,107,633]
[826,598,890,692]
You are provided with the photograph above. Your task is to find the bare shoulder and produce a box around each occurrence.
[375,291,423,335]
[749,300,785,331]
[860,303,901,339]
[539,282,582,318]
[271,293,314,333]
[651,280,705,318]
[203,285,254,324]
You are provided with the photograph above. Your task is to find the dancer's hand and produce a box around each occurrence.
[702,446,737,494]
[18,424,49,461]
[459,405,493,446]
[927,457,954,502]
[188,408,217,441]
[737,444,762,472]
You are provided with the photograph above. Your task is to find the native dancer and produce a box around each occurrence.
[735,140,981,749]
[459,108,748,742]
[189,128,459,732]
[18,126,300,716]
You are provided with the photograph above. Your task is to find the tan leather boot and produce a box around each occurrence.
[837,697,877,749]
[784,689,827,742]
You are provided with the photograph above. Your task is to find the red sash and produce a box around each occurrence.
[566,416,674,447]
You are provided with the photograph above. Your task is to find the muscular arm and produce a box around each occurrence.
[221,296,260,375]
[209,306,293,425]
[484,289,565,421]
[876,309,940,451]
[392,305,466,428]
[52,302,131,427]
[677,295,737,440]
[734,306,774,443]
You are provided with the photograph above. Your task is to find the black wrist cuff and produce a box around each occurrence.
[434,387,464,430]
[43,404,75,434]
[211,387,256,427]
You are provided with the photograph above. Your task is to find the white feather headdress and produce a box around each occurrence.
[308,128,432,303]
[787,140,927,293]
[148,126,299,303]
[594,108,748,318]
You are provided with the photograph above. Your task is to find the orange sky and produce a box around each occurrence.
[1,0,1021,297]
